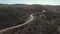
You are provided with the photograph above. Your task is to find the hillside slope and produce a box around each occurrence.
[0,4,60,34]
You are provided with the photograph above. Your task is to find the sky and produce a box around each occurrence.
[0,0,60,5]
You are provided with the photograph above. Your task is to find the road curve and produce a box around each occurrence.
[0,10,46,33]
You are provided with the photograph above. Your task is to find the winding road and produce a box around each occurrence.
[0,10,45,33]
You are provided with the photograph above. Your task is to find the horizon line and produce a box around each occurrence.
[0,3,60,6]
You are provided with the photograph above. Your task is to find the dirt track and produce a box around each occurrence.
[0,10,45,34]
